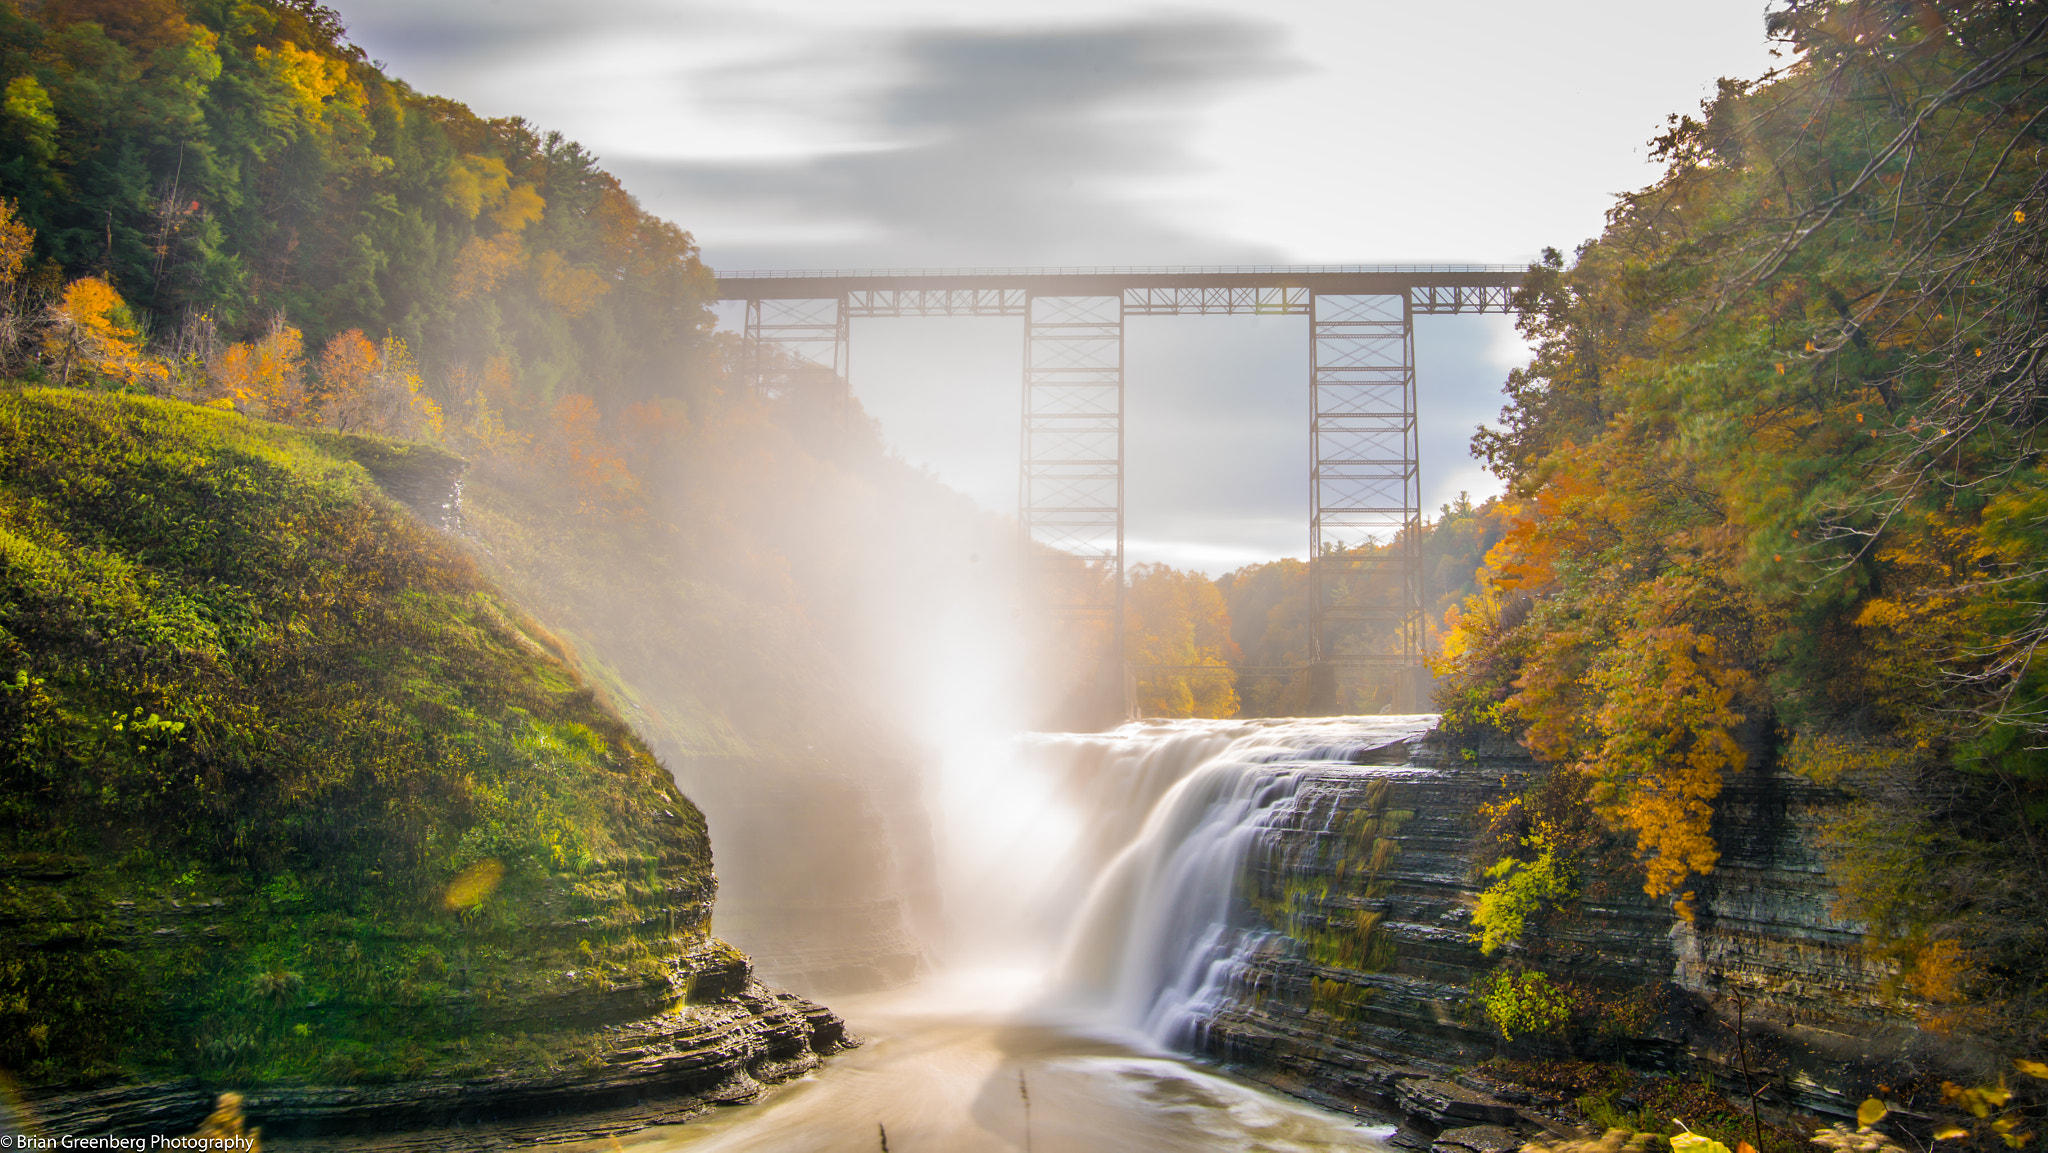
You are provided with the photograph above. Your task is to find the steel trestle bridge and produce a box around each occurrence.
[716,265,1523,713]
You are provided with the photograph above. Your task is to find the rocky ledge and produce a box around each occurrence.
[1193,727,1982,1138]
[21,943,855,1148]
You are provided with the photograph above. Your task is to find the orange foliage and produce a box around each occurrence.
[315,327,377,414]
[45,276,169,388]
[1584,614,1749,914]
[455,355,530,460]
[617,398,686,470]
[549,394,636,511]
[316,330,442,440]
[0,199,30,286]
[534,250,610,319]
[450,234,523,304]
[211,320,306,420]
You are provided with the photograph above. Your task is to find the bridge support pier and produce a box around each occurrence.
[1020,293,1126,705]
[743,295,850,410]
[1307,292,1423,714]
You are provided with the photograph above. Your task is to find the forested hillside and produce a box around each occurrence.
[1434,0,2048,1055]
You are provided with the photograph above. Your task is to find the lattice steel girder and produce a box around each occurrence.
[715,265,1522,308]
[1022,294,1125,669]
[1409,284,1513,314]
[1122,285,1311,316]
[844,287,1029,317]
[743,296,849,403]
[1309,292,1422,680]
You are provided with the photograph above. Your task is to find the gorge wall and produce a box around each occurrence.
[0,392,854,1143]
[1190,728,1960,1127]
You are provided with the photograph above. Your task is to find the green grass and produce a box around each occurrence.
[0,387,718,1086]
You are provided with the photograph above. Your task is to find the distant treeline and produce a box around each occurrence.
[1124,494,1506,719]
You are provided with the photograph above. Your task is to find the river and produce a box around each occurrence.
[578,716,1438,1152]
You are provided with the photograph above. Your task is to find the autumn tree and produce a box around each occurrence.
[43,276,167,388]
[1126,563,1241,718]
[316,329,442,440]
[210,319,306,421]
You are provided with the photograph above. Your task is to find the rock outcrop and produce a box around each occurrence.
[13,890,855,1144]
[1194,728,1952,1130]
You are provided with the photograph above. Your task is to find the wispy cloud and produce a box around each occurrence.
[607,16,1303,267]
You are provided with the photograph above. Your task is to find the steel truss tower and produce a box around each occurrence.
[1021,295,1125,668]
[1309,294,1421,710]
[720,266,1518,716]
[743,296,849,407]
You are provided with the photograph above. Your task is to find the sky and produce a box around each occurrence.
[336,0,1785,573]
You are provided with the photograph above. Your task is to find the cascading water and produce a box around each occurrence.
[648,715,1433,1151]
[1048,716,1438,1048]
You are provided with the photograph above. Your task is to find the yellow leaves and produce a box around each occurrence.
[1859,1099,1890,1128]
[443,155,511,220]
[3,76,57,160]
[0,198,34,287]
[1672,1128,1733,1153]
[210,320,306,421]
[1588,617,1748,908]
[1126,563,1242,718]
[452,355,530,460]
[492,184,545,234]
[2017,1060,2048,1080]
[1906,938,1971,1003]
[449,186,550,303]
[1783,731,1911,786]
[252,41,364,129]
[534,249,610,319]
[45,276,170,388]
[1936,1128,1972,1142]
[1853,598,1908,630]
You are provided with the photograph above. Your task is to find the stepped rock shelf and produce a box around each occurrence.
[12,871,856,1146]
[1190,726,1955,1139]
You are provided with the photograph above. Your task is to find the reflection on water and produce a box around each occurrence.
[575,976,1394,1153]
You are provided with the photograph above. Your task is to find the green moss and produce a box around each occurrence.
[0,388,717,1086]
[1247,779,1410,976]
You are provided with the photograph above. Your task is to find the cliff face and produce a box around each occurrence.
[0,390,853,1140]
[17,889,851,1142]
[1194,729,1948,1126]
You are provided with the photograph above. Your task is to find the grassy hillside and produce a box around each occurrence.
[0,386,719,1086]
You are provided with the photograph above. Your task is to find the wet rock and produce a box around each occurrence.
[1398,1079,1524,1126]
[1193,727,1942,1124]
[1433,1124,1526,1153]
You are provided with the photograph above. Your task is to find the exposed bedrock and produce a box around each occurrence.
[1191,728,1965,1129]
[16,901,854,1144]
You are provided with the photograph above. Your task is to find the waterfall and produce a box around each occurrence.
[955,715,1435,1049]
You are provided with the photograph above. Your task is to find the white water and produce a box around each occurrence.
[607,714,1436,1152]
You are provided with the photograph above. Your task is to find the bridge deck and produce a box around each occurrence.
[715,265,1524,314]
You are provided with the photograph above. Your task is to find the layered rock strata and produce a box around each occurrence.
[1195,729,1942,1132]
[18,927,853,1143]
